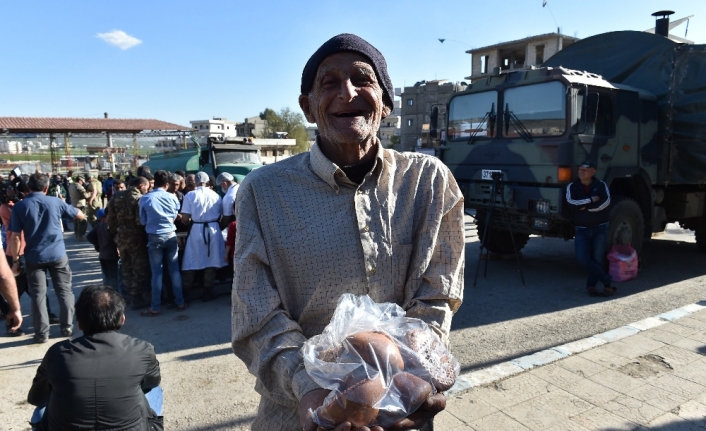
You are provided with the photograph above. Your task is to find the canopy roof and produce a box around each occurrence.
[0,117,191,135]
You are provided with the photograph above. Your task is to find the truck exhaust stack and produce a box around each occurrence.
[651,10,674,38]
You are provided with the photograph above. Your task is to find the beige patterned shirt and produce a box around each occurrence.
[231,141,465,430]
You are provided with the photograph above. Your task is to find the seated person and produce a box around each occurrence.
[28,285,163,431]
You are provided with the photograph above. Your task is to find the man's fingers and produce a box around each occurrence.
[422,393,447,412]
[7,311,22,331]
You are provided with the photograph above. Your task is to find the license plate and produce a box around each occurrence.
[481,170,503,180]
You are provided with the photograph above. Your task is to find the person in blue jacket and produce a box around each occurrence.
[565,160,614,297]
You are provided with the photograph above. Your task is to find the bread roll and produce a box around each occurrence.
[318,374,386,428]
[346,331,405,373]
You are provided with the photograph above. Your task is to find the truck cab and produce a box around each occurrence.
[442,66,657,254]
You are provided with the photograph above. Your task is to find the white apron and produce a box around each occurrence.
[181,187,226,270]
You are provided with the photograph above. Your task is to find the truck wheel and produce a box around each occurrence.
[477,222,530,254]
[608,197,645,254]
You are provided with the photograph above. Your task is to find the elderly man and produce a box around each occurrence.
[566,160,613,296]
[28,285,162,431]
[9,173,84,343]
[180,171,226,302]
[231,34,464,431]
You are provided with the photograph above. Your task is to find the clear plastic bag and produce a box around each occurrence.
[302,294,460,429]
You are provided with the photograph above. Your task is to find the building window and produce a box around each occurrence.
[407,99,414,106]
[407,119,413,127]
[535,44,545,64]
[481,55,489,74]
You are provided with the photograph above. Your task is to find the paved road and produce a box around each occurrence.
[453,216,706,375]
[1,218,704,430]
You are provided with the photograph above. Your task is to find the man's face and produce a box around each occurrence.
[137,182,149,194]
[578,166,596,182]
[220,181,230,194]
[186,175,196,190]
[299,52,390,147]
[114,183,126,192]
[149,179,154,191]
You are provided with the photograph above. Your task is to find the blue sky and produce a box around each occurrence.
[0,0,703,128]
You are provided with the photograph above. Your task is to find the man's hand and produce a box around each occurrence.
[299,389,385,431]
[389,393,446,430]
[5,309,22,331]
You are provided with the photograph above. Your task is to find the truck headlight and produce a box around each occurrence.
[533,199,551,215]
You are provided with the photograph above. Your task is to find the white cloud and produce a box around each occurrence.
[96,30,142,50]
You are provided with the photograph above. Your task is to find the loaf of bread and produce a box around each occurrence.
[404,328,457,391]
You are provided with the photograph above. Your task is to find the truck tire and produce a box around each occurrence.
[477,222,530,254]
[608,197,645,254]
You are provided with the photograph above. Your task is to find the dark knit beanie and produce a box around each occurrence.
[301,33,394,112]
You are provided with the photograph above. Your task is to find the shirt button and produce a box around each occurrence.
[363,226,370,232]
[369,268,376,275]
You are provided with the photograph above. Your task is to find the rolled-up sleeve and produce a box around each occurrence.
[231,182,319,407]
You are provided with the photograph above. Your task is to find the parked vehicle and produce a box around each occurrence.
[436,25,706,254]
[143,137,263,183]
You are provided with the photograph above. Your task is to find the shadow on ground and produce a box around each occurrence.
[452,228,706,332]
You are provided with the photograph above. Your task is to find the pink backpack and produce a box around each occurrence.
[607,245,638,282]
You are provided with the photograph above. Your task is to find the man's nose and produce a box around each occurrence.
[338,79,358,101]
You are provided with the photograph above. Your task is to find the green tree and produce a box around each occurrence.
[259,107,310,154]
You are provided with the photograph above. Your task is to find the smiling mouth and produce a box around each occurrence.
[333,110,366,118]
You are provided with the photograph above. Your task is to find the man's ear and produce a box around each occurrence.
[381,105,391,119]
[121,314,126,326]
[299,94,317,124]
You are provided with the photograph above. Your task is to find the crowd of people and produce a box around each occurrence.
[0,165,240,339]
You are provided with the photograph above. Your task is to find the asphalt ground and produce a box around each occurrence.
[1,217,704,430]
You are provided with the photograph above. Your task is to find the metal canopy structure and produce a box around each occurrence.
[0,116,193,171]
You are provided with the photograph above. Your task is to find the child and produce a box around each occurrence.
[86,209,119,291]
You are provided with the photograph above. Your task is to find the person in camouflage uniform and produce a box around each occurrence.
[85,173,103,229]
[106,177,151,309]
[68,176,90,240]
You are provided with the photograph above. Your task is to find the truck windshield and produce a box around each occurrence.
[447,91,498,141]
[503,81,566,137]
[214,151,262,165]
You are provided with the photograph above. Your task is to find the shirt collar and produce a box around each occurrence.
[309,137,385,190]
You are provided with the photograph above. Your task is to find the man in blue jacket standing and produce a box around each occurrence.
[566,160,614,297]
[9,173,84,343]
[138,170,187,316]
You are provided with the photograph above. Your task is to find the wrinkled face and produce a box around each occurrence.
[300,52,390,147]
[578,166,596,182]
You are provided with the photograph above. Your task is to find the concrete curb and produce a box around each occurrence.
[446,300,706,397]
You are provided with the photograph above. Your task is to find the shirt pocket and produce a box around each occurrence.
[393,244,414,301]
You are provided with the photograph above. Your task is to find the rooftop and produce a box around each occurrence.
[0,117,191,134]
[466,32,580,54]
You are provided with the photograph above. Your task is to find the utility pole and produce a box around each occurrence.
[105,113,116,173]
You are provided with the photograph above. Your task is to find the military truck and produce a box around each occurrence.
[143,136,264,183]
[437,28,706,254]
